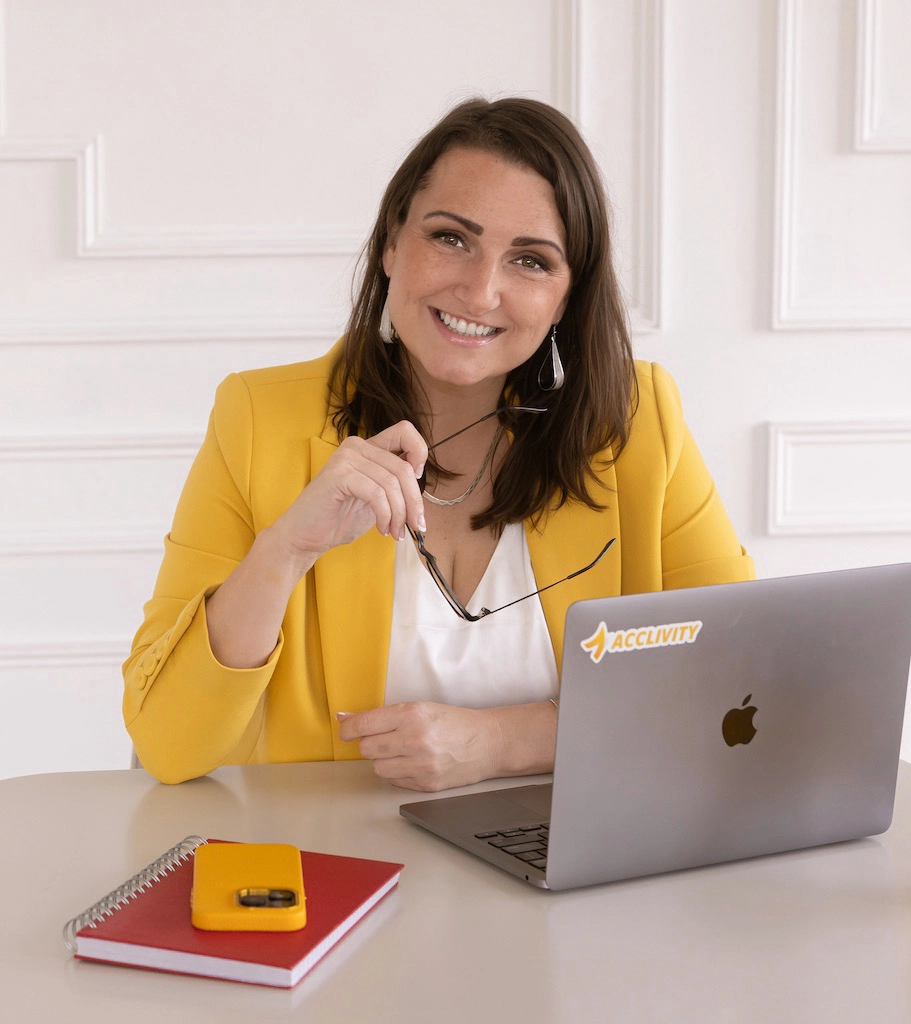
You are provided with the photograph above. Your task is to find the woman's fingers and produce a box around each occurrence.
[337,702,498,791]
[277,420,427,559]
[366,421,428,533]
[337,432,425,536]
[330,444,408,538]
[368,420,428,479]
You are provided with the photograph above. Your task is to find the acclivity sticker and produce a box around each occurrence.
[581,620,703,664]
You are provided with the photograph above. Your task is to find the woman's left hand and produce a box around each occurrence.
[337,702,504,792]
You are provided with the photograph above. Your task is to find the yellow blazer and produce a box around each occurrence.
[124,346,754,783]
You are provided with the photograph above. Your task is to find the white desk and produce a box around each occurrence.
[5,760,911,1022]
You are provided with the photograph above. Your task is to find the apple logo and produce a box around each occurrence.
[722,694,758,747]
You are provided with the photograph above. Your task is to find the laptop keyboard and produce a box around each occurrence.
[474,823,549,871]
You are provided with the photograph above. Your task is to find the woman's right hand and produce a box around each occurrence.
[271,420,428,574]
[204,420,427,671]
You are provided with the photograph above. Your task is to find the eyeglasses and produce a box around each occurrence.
[407,406,616,620]
[409,529,615,621]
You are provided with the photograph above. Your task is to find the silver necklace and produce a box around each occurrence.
[423,428,502,507]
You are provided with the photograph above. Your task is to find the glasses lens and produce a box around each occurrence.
[425,561,470,617]
[408,527,471,619]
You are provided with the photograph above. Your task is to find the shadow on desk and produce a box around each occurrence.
[541,836,911,1019]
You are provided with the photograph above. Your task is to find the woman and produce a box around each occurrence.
[124,97,754,787]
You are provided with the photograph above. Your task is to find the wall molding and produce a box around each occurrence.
[0,639,129,670]
[855,0,911,152]
[768,420,911,535]
[0,431,201,461]
[552,0,581,121]
[773,0,911,329]
[630,0,664,333]
[0,311,342,346]
[0,523,166,556]
[0,431,197,554]
[0,2,582,261]
[0,135,366,258]
[0,1,661,331]
[575,0,664,333]
[0,0,6,137]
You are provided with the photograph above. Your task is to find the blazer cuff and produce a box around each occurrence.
[123,588,284,781]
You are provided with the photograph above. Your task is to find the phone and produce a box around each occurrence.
[191,842,307,932]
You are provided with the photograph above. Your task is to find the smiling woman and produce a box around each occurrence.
[123,97,755,789]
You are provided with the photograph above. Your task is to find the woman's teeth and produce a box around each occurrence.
[437,310,498,338]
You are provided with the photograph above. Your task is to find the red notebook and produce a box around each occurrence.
[63,837,403,988]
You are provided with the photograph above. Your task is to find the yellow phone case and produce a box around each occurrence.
[191,843,307,931]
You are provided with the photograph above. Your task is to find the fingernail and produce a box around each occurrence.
[398,526,406,541]
[417,514,426,532]
[415,463,425,479]
[336,711,353,721]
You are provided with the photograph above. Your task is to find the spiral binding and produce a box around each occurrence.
[63,835,207,953]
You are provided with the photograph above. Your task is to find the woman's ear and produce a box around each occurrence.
[382,228,399,278]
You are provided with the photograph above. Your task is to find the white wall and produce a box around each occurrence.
[0,0,908,779]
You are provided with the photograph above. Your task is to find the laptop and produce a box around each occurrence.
[400,562,911,890]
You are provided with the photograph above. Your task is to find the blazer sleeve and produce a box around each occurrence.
[123,373,283,784]
[651,363,755,589]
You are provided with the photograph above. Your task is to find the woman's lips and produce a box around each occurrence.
[431,308,502,347]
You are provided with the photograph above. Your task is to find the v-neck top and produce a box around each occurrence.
[384,523,559,708]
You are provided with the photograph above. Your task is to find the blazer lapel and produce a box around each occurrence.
[526,460,622,672]
[309,429,396,759]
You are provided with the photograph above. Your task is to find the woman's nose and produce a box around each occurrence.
[453,256,501,315]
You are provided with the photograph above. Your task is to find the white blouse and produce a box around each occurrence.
[384,523,559,708]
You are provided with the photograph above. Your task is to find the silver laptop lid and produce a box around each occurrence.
[545,562,911,890]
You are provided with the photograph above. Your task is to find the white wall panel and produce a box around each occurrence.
[0,552,162,640]
[774,0,911,328]
[0,661,131,777]
[0,337,334,440]
[0,432,197,554]
[579,0,664,330]
[855,0,911,150]
[768,422,911,535]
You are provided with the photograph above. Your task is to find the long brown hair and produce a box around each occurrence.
[330,96,637,530]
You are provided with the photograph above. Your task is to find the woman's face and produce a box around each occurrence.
[382,147,572,401]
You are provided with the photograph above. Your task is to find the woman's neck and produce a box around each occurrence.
[415,385,507,447]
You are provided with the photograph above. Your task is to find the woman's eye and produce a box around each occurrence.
[516,254,548,271]
[432,231,464,248]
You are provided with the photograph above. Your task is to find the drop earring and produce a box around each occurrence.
[537,325,565,391]
[379,296,396,345]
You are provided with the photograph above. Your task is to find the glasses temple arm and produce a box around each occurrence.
[477,538,616,618]
[426,406,548,452]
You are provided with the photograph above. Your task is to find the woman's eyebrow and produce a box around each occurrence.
[423,210,483,235]
[512,235,566,262]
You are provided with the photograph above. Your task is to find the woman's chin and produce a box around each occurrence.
[411,357,506,396]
